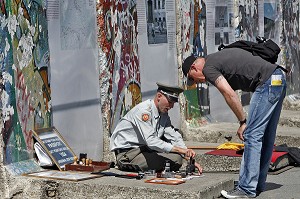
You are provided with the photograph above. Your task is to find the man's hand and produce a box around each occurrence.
[185,148,196,158]
[185,149,203,174]
[194,162,203,174]
[175,147,203,174]
[237,123,247,141]
[171,146,197,158]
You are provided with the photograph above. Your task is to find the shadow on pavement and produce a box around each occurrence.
[264,182,282,191]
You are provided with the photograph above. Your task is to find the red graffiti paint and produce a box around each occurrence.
[16,68,34,150]
[97,0,141,131]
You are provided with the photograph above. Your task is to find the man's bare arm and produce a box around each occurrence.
[214,75,245,121]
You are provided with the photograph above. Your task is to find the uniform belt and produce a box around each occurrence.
[114,148,134,155]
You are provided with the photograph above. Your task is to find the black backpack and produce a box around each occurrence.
[218,36,288,73]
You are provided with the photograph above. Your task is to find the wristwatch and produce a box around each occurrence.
[239,119,247,126]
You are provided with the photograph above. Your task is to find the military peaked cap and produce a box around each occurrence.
[156,82,184,102]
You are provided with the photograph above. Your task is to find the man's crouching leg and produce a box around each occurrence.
[115,149,183,172]
[115,148,143,172]
[131,152,183,172]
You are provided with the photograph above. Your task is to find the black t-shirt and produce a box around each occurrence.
[202,48,277,92]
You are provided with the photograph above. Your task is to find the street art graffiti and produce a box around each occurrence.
[192,0,210,118]
[193,0,207,58]
[96,0,141,133]
[282,0,300,95]
[0,0,51,165]
[180,0,193,60]
[179,0,209,127]
[179,0,294,126]
[264,1,281,40]
[232,0,259,41]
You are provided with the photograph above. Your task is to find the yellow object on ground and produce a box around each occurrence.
[216,142,244,151]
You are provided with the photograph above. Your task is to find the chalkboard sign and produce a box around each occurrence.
[32,127,75,171]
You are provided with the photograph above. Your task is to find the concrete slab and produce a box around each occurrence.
[279,110,300,128]
[180,111,300,172]
[183,121,300,147]
[183,121,300,173]
[4,168,234,199]
[182,113,300,171]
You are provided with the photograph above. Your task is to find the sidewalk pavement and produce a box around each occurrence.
[218,166,300,199]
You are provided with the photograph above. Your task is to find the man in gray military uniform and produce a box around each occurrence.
[110,82,202,173]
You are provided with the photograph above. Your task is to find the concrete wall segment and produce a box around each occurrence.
[282,0,300,95]
[96,0,141,162]
[1,0,51,180]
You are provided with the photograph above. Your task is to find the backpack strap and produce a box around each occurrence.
[276,65,289,73]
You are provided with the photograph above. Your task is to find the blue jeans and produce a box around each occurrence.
[238,68,286,196]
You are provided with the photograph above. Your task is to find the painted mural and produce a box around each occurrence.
[179,0,284,127]
[0,0,51,165]
[264,0,281,41]
[232,0,259,41]
[192,0,207,58]
[179,0,209,127]
[282,0,300,95]
[0,0,298,169]
[96,0,141,134]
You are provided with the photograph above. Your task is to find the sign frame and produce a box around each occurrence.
[31,127,76,171]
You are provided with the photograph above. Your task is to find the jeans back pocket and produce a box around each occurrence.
[268,85,283,104]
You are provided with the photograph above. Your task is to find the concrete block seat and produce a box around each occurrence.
[2,168,234,199]
[183,110,300,172]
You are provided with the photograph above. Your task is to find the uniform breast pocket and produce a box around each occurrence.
[268,85,283,104]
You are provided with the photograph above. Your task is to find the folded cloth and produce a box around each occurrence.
[205,149,242,157]
[216,142,244,151]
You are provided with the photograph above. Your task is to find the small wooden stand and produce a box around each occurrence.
[65,161,112,173]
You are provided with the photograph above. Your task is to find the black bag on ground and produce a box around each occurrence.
[218,36,281,65]
[274,144,300,165]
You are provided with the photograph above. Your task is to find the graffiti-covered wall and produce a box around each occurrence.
[96,0,141,160]
[282,0,300,94]
[0,0,142,169]
[0,0,51,167]
[177,0,300,127]
[0,0,299,170]
[177,0,210,126]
